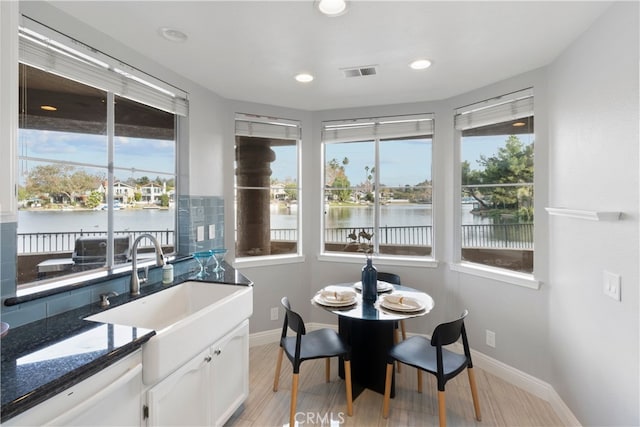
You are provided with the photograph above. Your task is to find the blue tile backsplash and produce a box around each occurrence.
[1,222,17,299]
[177,195,225,255]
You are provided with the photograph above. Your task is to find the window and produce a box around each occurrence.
[17,18,186,289]
[455,88,534,274]
[234,114,301,258]
[321,114,434,258]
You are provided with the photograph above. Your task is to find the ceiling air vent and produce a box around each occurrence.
[341,65,378,78]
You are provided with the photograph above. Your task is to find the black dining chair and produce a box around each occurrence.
[273,297,353,426]
[382,309,481,427]
[377,271,406,371]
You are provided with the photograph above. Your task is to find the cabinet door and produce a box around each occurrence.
[146,348,212,427]
[211,320,249,427]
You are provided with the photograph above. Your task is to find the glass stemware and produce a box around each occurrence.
[211,248,228,273]
[192,250,213,278]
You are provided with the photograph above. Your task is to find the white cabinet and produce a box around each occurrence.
[145,320,249,427]
[5,352,143,427]
[211,320,249,427]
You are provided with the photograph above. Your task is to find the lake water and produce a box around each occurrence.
[18,204,487,234]
[18,208,176,233]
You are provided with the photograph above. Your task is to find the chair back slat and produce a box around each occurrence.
[377,272,401,285]
[430,310,468,347]
[281,296,306,335]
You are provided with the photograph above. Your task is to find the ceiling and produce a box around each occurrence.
[47,1,611,111]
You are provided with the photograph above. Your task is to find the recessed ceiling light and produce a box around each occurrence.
[40,105,57,111]
[316,0,348,17]
[410,59,432,70]
[295,73,314,83]
[159,27,188,43]
[512,121,527,127]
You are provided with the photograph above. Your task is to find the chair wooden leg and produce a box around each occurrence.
[417,369,423,393]
[382,363,394,418]
[400,319,407,340]
[394,324,402,373]
[273,347,284,392]
[438,390,446,427]
[325,358,331,383]
[343,360,353,416]
[467,367,482,421]
[290,373,299,427]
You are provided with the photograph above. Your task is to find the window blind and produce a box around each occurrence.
[321,113,434,143]
[454,88,533,130]
[18,16,189,117]
[235,113,301,140]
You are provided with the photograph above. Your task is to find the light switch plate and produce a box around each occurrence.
[209,224,216,239]
[196,226,205,242]
[603,271,621,301]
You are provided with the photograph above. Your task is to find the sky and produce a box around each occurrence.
[271,134,533,187]
[19,129,175,183]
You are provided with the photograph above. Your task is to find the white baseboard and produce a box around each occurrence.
[250,324,581,426]
[466,346,581,426]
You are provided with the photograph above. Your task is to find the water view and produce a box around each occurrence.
[18,203,488,235]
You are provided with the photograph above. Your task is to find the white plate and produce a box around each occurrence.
[353,280,394,293]
[313,293,356,307]
[380,295,425,312]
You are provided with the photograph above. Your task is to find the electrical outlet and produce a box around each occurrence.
[603,271,621,301]
[486,330,496,348]
[270,307,279,321]
[196,226,205,242]
[208,224,216,239]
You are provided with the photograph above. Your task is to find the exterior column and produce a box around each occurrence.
[235,136,275,256]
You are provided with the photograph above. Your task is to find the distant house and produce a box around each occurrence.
[271,183,287,201]
[140,183,164,204]
[113,182,135,204]
[95,181,135,204]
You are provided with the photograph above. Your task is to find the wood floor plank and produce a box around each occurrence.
[225,342,565,427]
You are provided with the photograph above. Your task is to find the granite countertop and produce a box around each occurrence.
[0,262,253,422]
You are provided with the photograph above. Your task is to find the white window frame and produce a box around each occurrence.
[16,17,185,296]
[233,113,304,267]
[319,114,437,267]
[451,88,540,289]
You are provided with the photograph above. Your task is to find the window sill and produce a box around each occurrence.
[232,254,306,269]
[450,262,540,290]
[318,253,439,268]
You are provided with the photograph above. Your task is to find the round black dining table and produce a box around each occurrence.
[312,282,434,398]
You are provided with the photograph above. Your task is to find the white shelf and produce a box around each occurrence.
[545,207,621,221]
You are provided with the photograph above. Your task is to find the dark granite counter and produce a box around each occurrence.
[0,262,252,422]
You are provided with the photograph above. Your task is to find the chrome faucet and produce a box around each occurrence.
[130,233,165,296]
[99,291,118,308]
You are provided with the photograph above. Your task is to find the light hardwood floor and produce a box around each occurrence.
[225,342,565,427]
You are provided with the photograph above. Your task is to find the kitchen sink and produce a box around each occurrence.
[85,281,253,384]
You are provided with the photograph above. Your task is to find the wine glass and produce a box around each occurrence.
[192,250,213,278]
[211,248,228,273]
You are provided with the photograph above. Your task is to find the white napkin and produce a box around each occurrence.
[320,289,356,302]
[384,294,415,306]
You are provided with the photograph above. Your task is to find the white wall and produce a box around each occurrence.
[547,2,639,425]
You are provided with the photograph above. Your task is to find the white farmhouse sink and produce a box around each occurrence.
[85,281,253,384]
